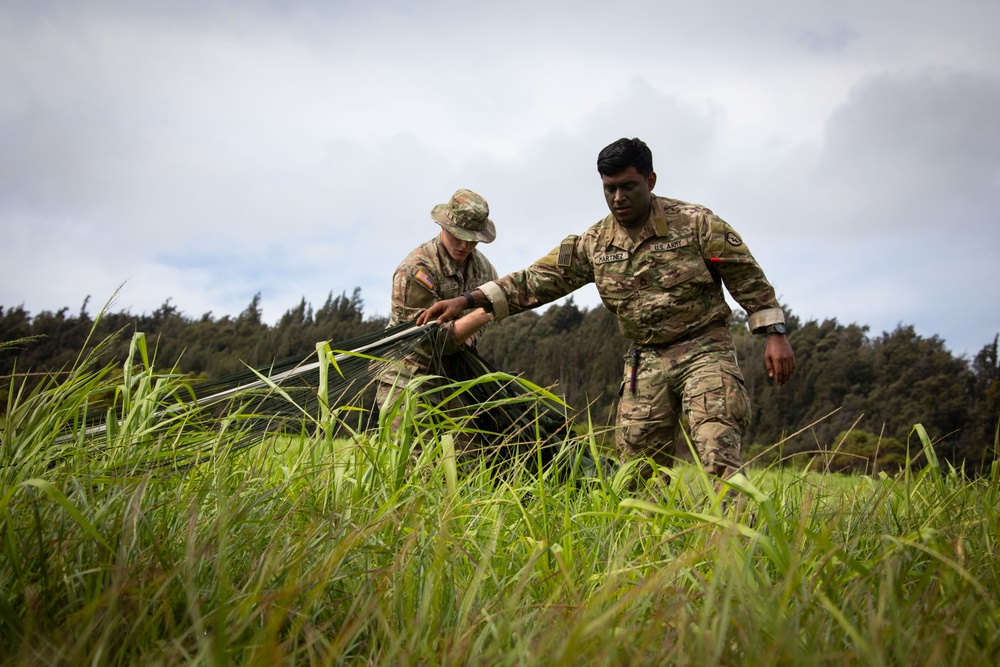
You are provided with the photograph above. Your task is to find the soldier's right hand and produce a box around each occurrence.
[417,297,467,325]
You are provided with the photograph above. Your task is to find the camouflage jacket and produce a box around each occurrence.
[480,196,785,346]
[389,235,498,326]
[381,235,498,385]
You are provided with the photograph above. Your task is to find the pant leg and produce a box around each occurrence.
[677,330,750,478]
[615,346,682,476]
[615,327,751,480]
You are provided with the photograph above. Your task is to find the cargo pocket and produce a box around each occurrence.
[722,370,751,430]
[615,396,652,457]
[681,372,720,429]
[619,400,651,424]
[617,380,651,429]
[683,370,749,431]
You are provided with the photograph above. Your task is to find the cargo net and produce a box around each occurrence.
[178,319,568,468]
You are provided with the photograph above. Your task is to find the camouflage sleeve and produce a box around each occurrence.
[466,257,499,341]
[389,260,439,325]
[485,234,594,321]
[700,212,785,331]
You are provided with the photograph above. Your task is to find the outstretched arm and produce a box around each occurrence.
[445,307,493,345]
[764,334,796,387]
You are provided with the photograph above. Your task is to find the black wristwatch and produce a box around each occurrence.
[763,323,787,336]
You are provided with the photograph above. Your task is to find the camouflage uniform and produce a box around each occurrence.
[376,191,499,450]
[479,195,785,477]
[380,233,498,381]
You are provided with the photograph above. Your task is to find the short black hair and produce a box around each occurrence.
[596,137,654,177]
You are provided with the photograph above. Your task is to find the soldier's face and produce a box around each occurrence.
[602,166,656,228]
[440,229,478,264]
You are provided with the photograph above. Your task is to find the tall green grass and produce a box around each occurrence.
[1,331,998,665]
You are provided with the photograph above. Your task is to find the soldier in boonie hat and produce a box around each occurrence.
[431,188,496,244]
[375,187,501,460]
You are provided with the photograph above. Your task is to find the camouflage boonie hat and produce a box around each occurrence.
[431,188,496,243]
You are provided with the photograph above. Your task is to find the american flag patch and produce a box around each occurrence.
[413,269,435,291]
[557,241,574,267]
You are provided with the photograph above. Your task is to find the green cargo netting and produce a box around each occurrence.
[175,319,569,468]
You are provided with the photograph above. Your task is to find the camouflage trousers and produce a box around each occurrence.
[616,325,750,480]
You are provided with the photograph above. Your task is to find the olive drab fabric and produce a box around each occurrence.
[478,195,786,477]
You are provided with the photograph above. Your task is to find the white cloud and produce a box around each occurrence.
[1,0,999,358]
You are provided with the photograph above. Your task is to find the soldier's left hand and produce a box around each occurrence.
[764,335,796,387]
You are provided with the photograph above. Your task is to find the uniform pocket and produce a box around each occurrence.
[688,374,724,398]
[595,273,636,308]
[619,400,651,422]
[655,255,715,292]
[682,368,749,430]
[722,370,751,428]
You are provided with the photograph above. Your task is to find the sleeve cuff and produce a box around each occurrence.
[479,281,510,321]
[747,307,785,333]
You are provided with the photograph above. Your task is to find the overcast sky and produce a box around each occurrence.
[2,0,998,359]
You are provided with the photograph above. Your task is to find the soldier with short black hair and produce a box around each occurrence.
[418,138,795,482]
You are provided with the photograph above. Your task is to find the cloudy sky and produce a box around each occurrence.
[2,0,998,359]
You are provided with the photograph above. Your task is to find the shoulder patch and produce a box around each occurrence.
[725,231,743,247]
[412,268,435,292]
[557,235,578,267]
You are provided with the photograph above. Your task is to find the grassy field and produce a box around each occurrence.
[2,333,999,665]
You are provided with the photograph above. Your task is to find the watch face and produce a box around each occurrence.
[771,324,787,335]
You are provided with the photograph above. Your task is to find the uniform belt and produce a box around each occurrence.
[634,320,727,350]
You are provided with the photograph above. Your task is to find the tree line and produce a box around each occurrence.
[2,290,997,474]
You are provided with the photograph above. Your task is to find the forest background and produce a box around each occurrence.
[2,288,998,475]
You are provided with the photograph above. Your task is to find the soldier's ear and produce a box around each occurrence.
[647,172,657,191]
